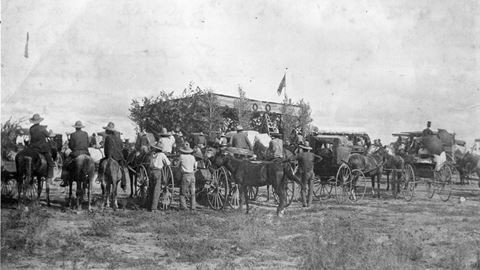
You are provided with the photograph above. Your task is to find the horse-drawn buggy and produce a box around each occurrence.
[308,134,370,203]
[391,130,459,202]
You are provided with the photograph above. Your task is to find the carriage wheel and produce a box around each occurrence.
[137,166,149,204]
[206,167,229,210]
[401,164,416,201]
[313,177,332,200]
[1,179,17,198]
[228,183,241,209]
[349,169,366,202]
[159,165,175,209]
[247,186,259,201]
[273,179,295,207]
[437,165,453,202]
[335,163,351,203]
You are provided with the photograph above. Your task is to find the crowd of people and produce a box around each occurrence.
[18,112,425,211]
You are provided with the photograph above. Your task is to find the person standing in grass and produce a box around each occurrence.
[295,141,322,208]
[178,142,197,210]
[148,142,171,212]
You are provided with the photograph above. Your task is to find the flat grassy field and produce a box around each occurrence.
[2,177,480,270]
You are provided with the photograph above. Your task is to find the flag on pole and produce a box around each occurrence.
[24,32,29,58]
[277,74,286,96]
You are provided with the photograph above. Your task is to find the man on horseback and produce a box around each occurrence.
[231,125,252,150]
[98,122,128,191]
[266,132,284,161]
[28,113,56,183]
[60,121,90,187]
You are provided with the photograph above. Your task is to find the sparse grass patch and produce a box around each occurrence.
[82,216,116,237]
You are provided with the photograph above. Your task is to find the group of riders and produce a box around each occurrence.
[21,112,326,210]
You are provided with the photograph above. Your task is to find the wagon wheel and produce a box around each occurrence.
[228,183,241,209]
[24,179,38,201]
[273,179,295,207]
[159,165,175,209]
[401,164,416,201]
[1,179,17,198]
[349,169,366,202]
[206,167,229,210]
[335,163,351,203]
[437,165,452,202]
[313,176,333,200]
[136,165,149,205]
[247,186,259,201]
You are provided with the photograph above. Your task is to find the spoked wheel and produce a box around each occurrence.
[401,164,416,201]
[206,167,229,210]
[1,179,17,198]
[437,165,452,202]
[159,165,175,209]
[349,169,366,202]
[273,179,295,207]
[313,176,333,200]
[335,163,351,204]
[247,186,259,201]
[136,166,149,205]
[228,183,241,209]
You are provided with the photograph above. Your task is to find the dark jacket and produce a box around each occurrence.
[104,132,124,161]
[29,124,51,153]
[69,130,90,158]
[231,132,252,150]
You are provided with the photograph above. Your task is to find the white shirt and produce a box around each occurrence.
[150,152,171,170]
[158,136,175,154]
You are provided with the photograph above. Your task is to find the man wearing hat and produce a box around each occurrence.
[98,122,128,191]
[422,121,434,136]
[157,127,175,154]
[267,132,284,161]
[194,131,207,149]
[178,142,197,210]
[294,141,322,207]
[148,142,171,211]
[60,121,90,187]
[28,113,56,183]
[231,125,252,150]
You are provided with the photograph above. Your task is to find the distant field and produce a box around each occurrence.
[1,176,480,270]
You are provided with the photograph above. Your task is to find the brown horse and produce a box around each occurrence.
[66,155,96,211]
[381,145,405,198]
[348,145,384,197]
[99,158,123,210]
[455,152,480,186]
[14,147,56,206]
[215,153,299,216]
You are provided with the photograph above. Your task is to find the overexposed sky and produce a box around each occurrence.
[2,0,479,144]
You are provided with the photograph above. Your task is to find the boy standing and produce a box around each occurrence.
[178,143,197,210]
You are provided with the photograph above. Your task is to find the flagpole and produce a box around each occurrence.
[284,68,288,101]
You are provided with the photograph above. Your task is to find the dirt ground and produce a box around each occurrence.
[2,175,480,270]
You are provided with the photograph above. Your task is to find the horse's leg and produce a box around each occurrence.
[76,180,82,211]
[44,176,50,207]
[266,185,270,202]
[392,171,397,199]
[371,175,375,196]
[105,182,111,209]
[276,180,286,217]
[87,178,92,211]
[242,185,249,214]
[238,184,244,211]
[376,173,381,198]
[113,180,119,210]
[129,170,134,198]
[68,178,73,208]
[100,182,105,210]
[386,172,390,191]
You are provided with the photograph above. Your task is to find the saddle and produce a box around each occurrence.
[21,148,48,173]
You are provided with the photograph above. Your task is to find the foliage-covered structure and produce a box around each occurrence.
[129,83,312,140]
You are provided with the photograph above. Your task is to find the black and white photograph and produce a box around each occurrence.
[1,1,480,269]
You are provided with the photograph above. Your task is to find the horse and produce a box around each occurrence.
[66,155,96,211]
[99,158,123,210]
[14,147,57,206]
[380,144,405,198]
[214,153,299,216]
[348,145,384,197]
[455,152,480,187]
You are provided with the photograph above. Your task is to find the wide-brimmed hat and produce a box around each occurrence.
[48,129,56,138]
[179,142,194,153]
[29,113,44,124]
[299,141,312,150]
[103,122,116,132]
[159,127,171,137]
[236,125,244,131]
[151,142,164,151]
[72,120,85,128]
